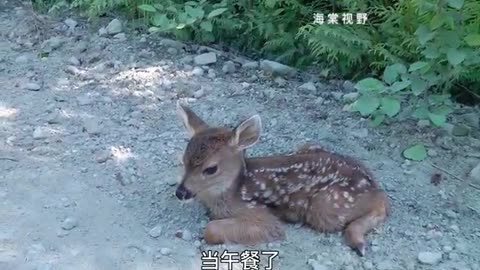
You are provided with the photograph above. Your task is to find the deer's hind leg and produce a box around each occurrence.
[203,207,285,245]
[344,190,389,256]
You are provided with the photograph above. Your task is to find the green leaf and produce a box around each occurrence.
[383,64,406,85]
[446,48,466,66]
[152,14,170,28]
[464,34,480,47]
[430,13,444,29]
[428,112,446,127]
[422,46,440,59]
[200,21,213,32]
[403,144,427,161]
[411,78,428,95]
[153,4,164,10]
[415,25,435,46]
[138,4,156,12]
[354,78,386,93]
[207,8,228,19]
[176,23,186,29]
[371,114,386,127]
[408,61,429,72]
[354,95,380,116]
[447,0,464,9]
[380,97,401,117]
[185,6,204,19]
[389,80,411,92]
[413,105,429,119]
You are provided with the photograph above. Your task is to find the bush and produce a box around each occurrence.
[34,0,480,127]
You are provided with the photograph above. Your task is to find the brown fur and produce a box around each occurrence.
[175,103,389,256]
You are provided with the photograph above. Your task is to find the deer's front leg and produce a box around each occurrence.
[203,207,285,245]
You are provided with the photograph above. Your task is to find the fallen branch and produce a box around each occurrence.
[0,157,18,162]
[429,162,480,191]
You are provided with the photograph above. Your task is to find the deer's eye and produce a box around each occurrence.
[203,166,218,176]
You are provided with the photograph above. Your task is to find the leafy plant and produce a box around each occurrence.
[403,143,427,161]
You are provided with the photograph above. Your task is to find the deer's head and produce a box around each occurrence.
[175,103,262,201]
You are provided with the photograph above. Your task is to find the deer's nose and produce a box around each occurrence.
[175,184,193,200]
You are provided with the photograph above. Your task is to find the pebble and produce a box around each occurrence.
[299,82,317,92]
[64,18,78,29]
[25,82,41,91]
[113,33,126,40]
[106,19,122,34]
[222,61,236,73]
[363,261,374,269]
[15,54,30,63]
[61,217,78,230]
[82,118,102,135]
[242,61,258,69]
[33,127,49,139]
[352,128,369,138]
[193,240,202,248]
[159,247,171,255]
[148,225,163,238]
[95,150,111,163]
[469,162,480,182]
[65,65,81,75]
[274,77,287,87]
[417,251,442,265]
[194,52,217,65]
[42,36,64,53]
[427,149,438,157]
[160,38,185,49]
[342,92,359,103]
[307,259,328,270]
[167,47,178,55]
[167,178,177,186]
[417,119,430,128]
[192,66,204,76]
[260,60,296,77]
[175,229,192,241]
[342,80,356,92]
[193,89,205,98]
[207,69,216,78]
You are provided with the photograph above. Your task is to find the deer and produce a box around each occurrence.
[174,103,389,257]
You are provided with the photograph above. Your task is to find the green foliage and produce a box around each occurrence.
[403,143,427,161]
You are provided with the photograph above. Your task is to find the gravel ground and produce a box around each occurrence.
[1,2,480,270]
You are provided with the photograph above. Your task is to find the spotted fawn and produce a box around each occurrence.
[175,103,389,256]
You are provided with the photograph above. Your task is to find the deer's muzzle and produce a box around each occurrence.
[175,184,193,200]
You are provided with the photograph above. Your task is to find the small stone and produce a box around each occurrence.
[106,19,122,35]
[98,27,107,36]
[33,127,49,139]
[25,82,41,91]
[444,209,458,219]
[160,38,185,49]
[61,217,78,230]
[15,54,30,63]
[207,69,216,78]
[65,65,81,75]
[469,162,480,182]
[260,60,296,77]
[193,89,205,98]
[417,119,431,128]
[82,118,101,135]
[443,245,453,253]
[64,18,78,29]
[113,33,126,40]
[274,77,287,87]
[148,225,163,238]
[342,92,359,103]
[69,56,81,66]
[452,124,470,137]
[194,53,217,65]
[376,261,395,270]
[417,251,442,265]
[330,91,343,101]
[167,178,177,186]
[222,61,236,73]
[342,80,355,92]
[242,61,258,70]
[76,41,88,53]
[307,259,328,270]
[167,47,178,55]
[193,240,202,248]
[95,150,111,163]
[299,82,317,92]
[363,261,374,269]
[352,128,369,138]
[192,66,204,76]
[427,149,438,157]
[42,36,64,53]
[160,247,171,255]
[461,112,479,129]
[175,229,192,241]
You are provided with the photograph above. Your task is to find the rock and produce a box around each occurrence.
[95,150,111,163]
[260,60,296,77]
[193,89,205,98]
[113,33,126,40]
[274,77,287,87]
[363,261,374,269]
[444,209,458,219]
[242,61,258,69]
[427,149,438,157]
[175,229,192,241]
[417,251,442,265]
[342,80,356,92]
[192,66,204,76]
[65,65,81,75]
[160,38,185,49]
[64,18,78,29]
[352,128,369,138]
[41,36,64,53]
[461,112,479,129]
[342,92,359,103]
[98,27,107,36]
[330,91,343,101]
[452,124,470,137]
[376,261,395,270]
[207,69,216,78]
[417,119,431,128]
[33,127,49,139]
[69,56,81,66]
[469,162,480,182]
[15,54,30,63]
[148,225,163,238]
[25,82,41,91]
[307,259,328,270]
[82,118,101,135]
[160,248,171,255]
[194,53,217,65]
[106,19,122,35]
[61,217,78,230]
[299,82,317,92]
[167,47,178,55]
[76,41,88,53]
[222,61,236,73]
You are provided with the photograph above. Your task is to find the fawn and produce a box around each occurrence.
[174,103,389,256]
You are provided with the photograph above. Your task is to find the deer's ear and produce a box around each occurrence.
[231,115,262,150]
[176,102,209,137]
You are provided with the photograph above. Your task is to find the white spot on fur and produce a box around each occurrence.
[357,178,369,188]
[333,203,340,209]
[263,189,272,198]
[342,191,350,198]
[260,183,266,190]
[333,192,339,200]
[347,196,355,203]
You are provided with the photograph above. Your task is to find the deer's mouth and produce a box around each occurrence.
[175,184,194,200]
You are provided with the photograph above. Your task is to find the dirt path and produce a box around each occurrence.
[1,2,480,270]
